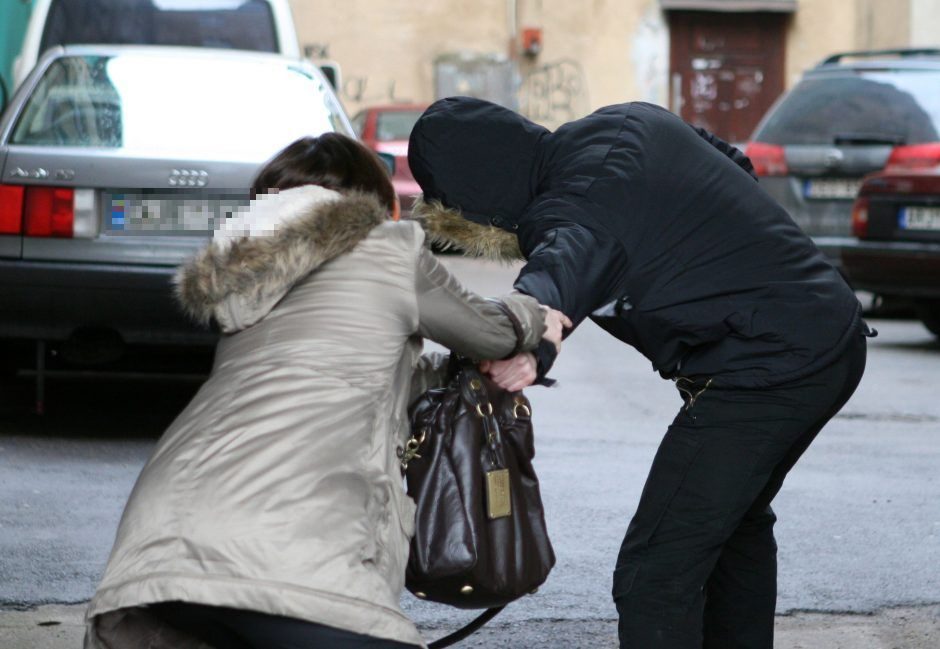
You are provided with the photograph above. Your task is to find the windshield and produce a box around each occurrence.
[11,54,350,159]
[753,69,940,146]
[376,110,423,141]
[40,0,278,54]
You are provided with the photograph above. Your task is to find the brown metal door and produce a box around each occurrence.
[669,11,787,143]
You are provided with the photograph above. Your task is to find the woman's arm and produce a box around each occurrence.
[414,246,546,361]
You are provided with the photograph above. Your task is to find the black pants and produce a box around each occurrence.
[612,332,867,649]
[149,601,421,649]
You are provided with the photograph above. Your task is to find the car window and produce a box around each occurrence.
[754,70,940,145]
[11,54,346,158]
[39,0,278,54]
[376,110,422,141]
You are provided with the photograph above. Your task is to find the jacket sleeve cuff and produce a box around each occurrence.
[492,293,547,353]
[533,338,558,386]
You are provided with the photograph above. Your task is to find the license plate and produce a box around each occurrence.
[899,206,940,231]
[107,192,249,235]
[802,178,863,200]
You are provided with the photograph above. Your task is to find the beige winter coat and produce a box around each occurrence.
[84,186,546,648]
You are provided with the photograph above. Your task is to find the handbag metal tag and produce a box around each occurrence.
[485,469,511,519]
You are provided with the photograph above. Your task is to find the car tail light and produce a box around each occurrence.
[851,195,869,238]
[0,184,25,234]
[24,187,75,238]
[885,142,940,171]
[744,142,788,176]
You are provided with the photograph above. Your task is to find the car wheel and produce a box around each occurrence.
[915,300,940,339]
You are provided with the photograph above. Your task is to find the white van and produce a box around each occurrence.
[12,0,300,89]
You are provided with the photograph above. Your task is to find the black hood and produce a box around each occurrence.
[408,97,549,230]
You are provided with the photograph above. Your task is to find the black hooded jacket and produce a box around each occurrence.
[408,97,864,388]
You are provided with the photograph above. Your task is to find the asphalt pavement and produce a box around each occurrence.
[1,256,938,647]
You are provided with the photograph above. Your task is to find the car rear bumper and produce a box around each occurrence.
[0,259,217,344]
[841,240,940,298]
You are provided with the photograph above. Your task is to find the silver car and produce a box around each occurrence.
[0,45,353,362]
[745,49,940,274]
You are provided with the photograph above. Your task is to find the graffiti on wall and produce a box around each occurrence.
[305,40,588,126]
[519,58,588,128]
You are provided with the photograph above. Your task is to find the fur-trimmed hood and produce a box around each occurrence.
[412,195,524,262]
[175,185,386,333]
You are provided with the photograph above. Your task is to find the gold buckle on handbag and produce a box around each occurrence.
[512,396,531,418]
[399,429,426,470]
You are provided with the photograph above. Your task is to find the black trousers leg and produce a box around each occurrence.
[613,334,867,649]
[149,601,421,649]
[700,504,779,648]
[702,334,866,649]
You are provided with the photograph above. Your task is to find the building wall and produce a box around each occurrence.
[909,0,940,47]
[290,0,508,113]
[855,0,910,52]
[290,0,667,128]
[290,0,923,127]
[784,0,858,85]
[786,0,921,86]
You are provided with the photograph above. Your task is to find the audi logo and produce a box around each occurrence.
[169,169,209,187]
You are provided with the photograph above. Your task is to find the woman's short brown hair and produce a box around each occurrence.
[252,133,396,212]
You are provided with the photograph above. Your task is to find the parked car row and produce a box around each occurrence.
[744,48,940,338]
[4,38,939,385]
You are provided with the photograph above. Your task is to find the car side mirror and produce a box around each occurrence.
[317,61,342,91]
[377,152,395,176]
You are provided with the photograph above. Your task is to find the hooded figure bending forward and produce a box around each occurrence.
[408,97,872,649]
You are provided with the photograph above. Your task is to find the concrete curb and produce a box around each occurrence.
[4,603,937,648]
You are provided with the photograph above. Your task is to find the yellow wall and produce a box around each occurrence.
[784,0,855,86]
[290,0,920,127]
[910,0,940,47]
[291,0,510,117]
[785,0,915,88]
[290,0,668,128]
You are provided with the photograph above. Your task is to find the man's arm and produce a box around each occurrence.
[690,124,758,181]
[507,223,623,380]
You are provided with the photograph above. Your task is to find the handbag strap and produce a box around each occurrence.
[427,606,505,649]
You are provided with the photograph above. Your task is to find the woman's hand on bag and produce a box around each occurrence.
[480,353,537,392]
[542,307,573,353]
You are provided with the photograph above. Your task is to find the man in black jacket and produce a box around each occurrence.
[408,97,871,649]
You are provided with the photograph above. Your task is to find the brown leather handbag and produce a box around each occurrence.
[402,355,555,646]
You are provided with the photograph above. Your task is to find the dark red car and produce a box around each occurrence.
[352,104,427,217]
[844,142,940,337]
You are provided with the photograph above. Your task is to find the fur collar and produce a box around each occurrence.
[175,186,386,332]
[412,195,524,262]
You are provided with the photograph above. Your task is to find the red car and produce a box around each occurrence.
[352,104,427,218]
[844,142,940,337]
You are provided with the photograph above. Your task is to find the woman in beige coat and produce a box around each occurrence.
[84,134,566,649]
